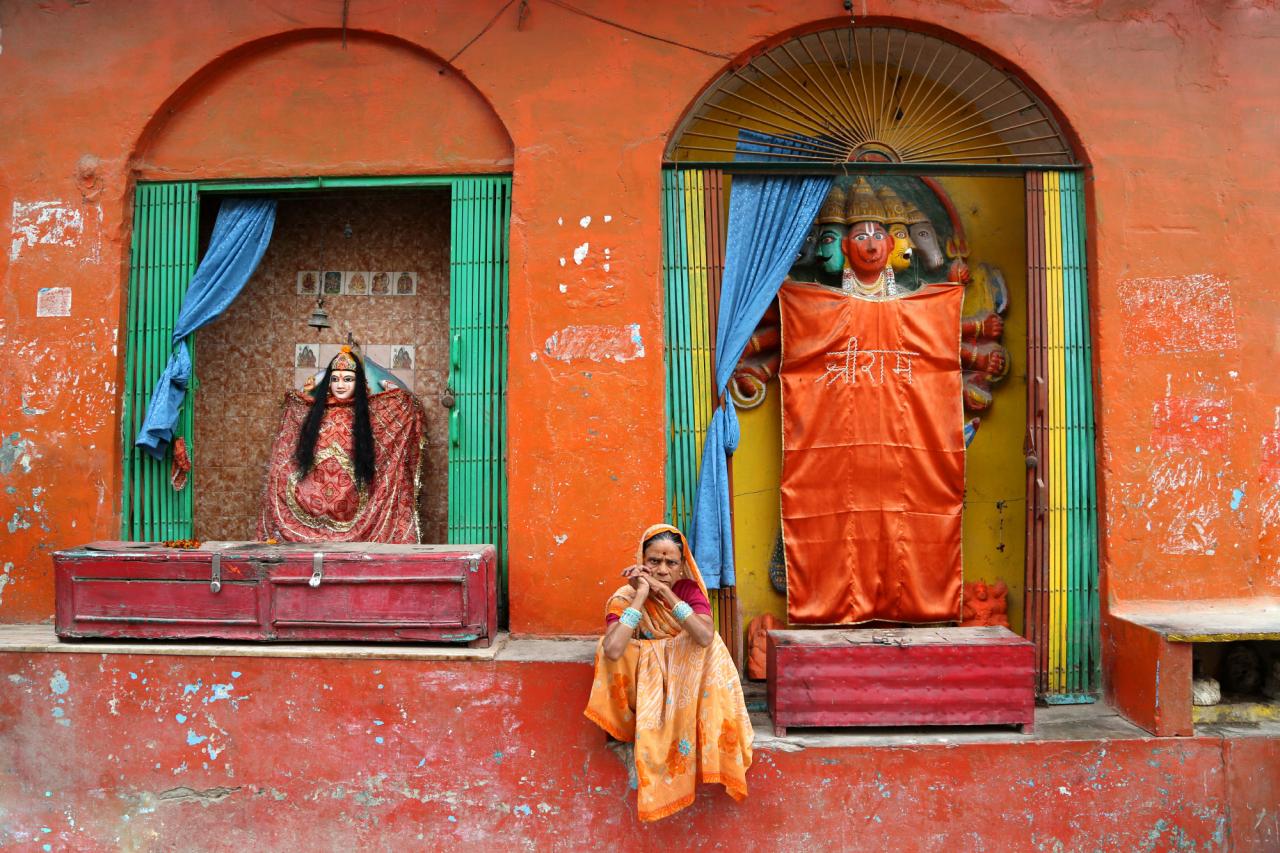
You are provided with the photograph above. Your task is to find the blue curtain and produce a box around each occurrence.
[136,198,276,458]
[688,140,832,587]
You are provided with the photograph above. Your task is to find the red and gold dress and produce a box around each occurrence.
[257,387,427,543]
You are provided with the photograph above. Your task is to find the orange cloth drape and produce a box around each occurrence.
[584,524,754,822]
[778,281,965,625]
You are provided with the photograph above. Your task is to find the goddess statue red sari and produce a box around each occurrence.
[257,385,427,543]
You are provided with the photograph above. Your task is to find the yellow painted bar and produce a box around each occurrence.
[683,172,714,452]
[1045,171,1067,692]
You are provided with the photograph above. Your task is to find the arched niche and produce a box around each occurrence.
[133,30,513,179]
[661,22,1097,700]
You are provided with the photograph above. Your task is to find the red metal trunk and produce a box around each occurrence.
[767,626,1035,735]
[53,542,496,646]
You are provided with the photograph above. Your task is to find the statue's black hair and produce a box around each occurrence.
[294,353,376,489]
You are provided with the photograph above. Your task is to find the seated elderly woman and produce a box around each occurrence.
[584,524,754,822]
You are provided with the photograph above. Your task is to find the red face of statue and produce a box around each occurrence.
[841,220,891,282]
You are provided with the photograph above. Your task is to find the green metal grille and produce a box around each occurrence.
[448,176,512,624]
[120,182,199,541]
[1059,170,1100,697]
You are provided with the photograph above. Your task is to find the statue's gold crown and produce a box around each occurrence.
[877,186,910,224]
[330,346,359,373]
[816,185,848,225]
[845,177,887,224]
[903,200,929,225]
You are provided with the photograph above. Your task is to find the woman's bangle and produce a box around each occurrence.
[672,601,694,622]
[619,607,642,630]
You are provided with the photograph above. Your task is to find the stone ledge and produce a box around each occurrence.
[1111,597,1280,641]
[0,623,602,664]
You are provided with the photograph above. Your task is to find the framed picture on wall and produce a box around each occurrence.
[393,271,417,296]
[297,271,320,295]
[322,271,343,295]
[345,271,371,296]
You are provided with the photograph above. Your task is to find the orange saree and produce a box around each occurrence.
[584,525,754,822]
[778,281,965,625]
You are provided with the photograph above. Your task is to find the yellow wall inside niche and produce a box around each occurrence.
[731,175,1029,637]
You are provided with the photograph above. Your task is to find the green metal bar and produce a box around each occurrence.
[179,182,198,538]
[1068,170,1101,691]
[481,178,496,568]
[1064,171,1085,691]
[498,177,512,626]
[143,184,160,541]
[161,183,172,542]
[196,175,480,193]
[665,169,686,522]
[666,162,1086,177]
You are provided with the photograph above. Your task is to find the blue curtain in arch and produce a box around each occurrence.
[689,134,832,587]
[136,198,276,458]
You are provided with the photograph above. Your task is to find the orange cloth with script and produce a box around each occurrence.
[779,281,965,625]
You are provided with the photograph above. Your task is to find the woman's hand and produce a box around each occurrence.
[622,565,648,591]
[639,572,680,608]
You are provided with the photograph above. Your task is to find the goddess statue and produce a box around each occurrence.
[257,346,428,543]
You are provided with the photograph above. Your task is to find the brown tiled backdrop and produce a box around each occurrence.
[193,191,450,542]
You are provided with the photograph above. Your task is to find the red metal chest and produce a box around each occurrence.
[54,541,497,647]
[767,626,1035,735]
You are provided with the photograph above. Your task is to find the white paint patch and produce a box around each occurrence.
[10,201,84,262]
[36,287,72,317]
[579,216,591,228]
[0,562,12,606]
[559,257,566,267]
[573,243,589,265]
[1116,274,1240,355]
[543,323,645,363]
[558,284,567,294]
[557,217,563,226]
[603,215,612,223]
[1147,454,1222,556]
[603,264,611,273]
[553,534,568,546]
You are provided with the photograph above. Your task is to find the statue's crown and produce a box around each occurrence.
[330,345,360,373]
[845,177,887,224]
[876,186,911,224]
[816,185,848,225]
[902,200,929,225]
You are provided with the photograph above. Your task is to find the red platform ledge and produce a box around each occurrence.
[1106,598,1280,738]
[767,626,1035,736]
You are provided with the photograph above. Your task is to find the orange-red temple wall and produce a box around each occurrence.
[2,3,1279,846]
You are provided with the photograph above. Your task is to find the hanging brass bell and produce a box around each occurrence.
[307,302,331,331]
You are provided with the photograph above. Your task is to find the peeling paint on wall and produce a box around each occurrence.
[0,432,39,475]
[0,562,12,605]
[543,324,644,363]
[9,201,84,262]
[1117,274,1240,356]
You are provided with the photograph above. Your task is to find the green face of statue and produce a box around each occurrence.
[814,224,846,274]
